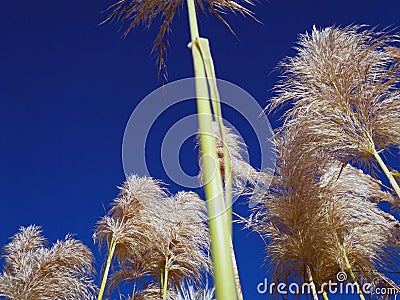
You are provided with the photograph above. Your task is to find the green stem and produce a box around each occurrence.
[200,39,233,236]
[372,147,400,200]
[187,0,236,299]
[97,236,117,300]
[344,255,365,300]
[322,291,329,300]
[162,256,169,300]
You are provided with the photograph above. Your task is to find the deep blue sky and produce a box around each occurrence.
[1,1,400,299]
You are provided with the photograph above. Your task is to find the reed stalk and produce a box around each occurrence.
[97,236,117,300]
[186,0,237,298]
[306,265,319,300]
[371,146,400,200]
[162,255,170,300]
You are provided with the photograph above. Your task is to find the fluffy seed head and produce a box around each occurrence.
[270,25,400,168]
[103,0,255,77]
[0,225,96,300]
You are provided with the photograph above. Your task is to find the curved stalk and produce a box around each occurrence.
[97,236,117,300]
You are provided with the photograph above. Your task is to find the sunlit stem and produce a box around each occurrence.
[344,255,365,300]
[331,224,365,300]
[97,236,117,300]
[306,265,319,300]
[322,291,330,300]
[187,0,237,298]
[162,256,169,300]
[230,240,243,300]
[371,147,400,200]
[200,40,233,235]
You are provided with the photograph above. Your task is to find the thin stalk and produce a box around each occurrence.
[328,204,365,300]
[371,146,400,200]
[131,280,136,300]
[97,236,117,300]
[162,256,169,300]
[343,255,365,300]
[305,265,319,300]
[322,291,329,300]
[187,0,236,298]
[230,240,243,300]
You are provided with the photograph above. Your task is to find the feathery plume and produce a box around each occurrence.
[94,175,168,264]
[102,0,255,77]
[247,131,400,295]
[270,25,400,168]
[95,175,210,297]
[0,225,96,300]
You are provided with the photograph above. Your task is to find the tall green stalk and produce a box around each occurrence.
[162,256,169,300]
[322,291,330,300]
[186,0,236,298]
[200,42,233,234]
[97,236,117,300]
[343,255,365,300]
[371,146,400,200]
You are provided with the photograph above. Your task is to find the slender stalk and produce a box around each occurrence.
[162,256,169,300]
[230,240,243,300]
[187,0,236,298]
[322,291,329,300]
[131,281,136,300]
[98,236,117,300]
[343,255,365,300]
[372,147,400,200]
[306,265,319,300]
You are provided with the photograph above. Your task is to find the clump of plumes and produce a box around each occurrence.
[269,25,400,168]
[94,174,169,264]
[158,191,211,287]
[248,136,336,288]
[247,132,400,292]
[94,175,210,295]
[0,225,96,300]
[103,0,255,76]
[320,161,400,287]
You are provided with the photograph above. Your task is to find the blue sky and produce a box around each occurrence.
[1,0,400,299]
